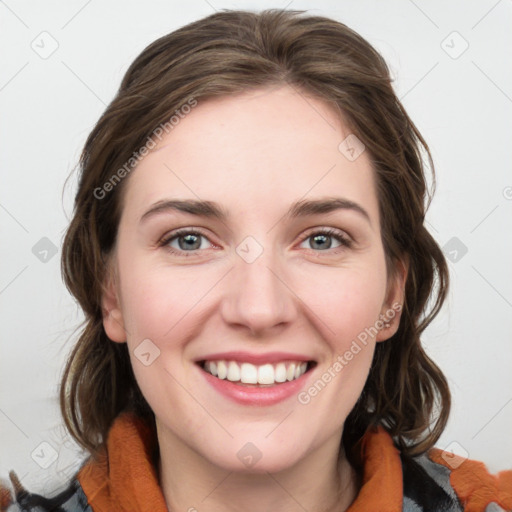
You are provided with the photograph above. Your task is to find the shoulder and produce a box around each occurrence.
[401,448,512,512]
[1,470,92,512]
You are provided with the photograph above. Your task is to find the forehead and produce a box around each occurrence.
[121,84,379,225]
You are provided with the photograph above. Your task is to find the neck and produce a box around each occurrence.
[156,425,358,512]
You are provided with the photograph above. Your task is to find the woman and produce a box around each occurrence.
[2,8,511,512]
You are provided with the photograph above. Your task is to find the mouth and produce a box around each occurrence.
[196,359,317,387]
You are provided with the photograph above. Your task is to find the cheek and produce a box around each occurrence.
[294,273,386,422]
[292,255,387,398]
[294,255,388,342]
[117,262,203,419]
[118,258,214,341]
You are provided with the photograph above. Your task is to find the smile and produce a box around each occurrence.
[200,360,313,386]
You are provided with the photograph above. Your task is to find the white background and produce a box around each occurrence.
[1,0,511,494]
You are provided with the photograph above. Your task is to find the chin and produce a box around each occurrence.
[202,439,309,475]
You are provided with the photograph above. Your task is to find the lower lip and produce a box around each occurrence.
[198,364,313,406]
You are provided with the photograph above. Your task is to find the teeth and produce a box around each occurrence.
[274,363,287,383]
[258,364,274,385]
[202,360,309,385]
[217,361,227,379]
[227,361,240,381]
[209,361,218,377]
[240,362,258,384]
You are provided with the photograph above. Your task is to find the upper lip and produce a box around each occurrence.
[195,351,315,365]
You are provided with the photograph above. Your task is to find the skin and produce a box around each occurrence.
[102,84,406,512]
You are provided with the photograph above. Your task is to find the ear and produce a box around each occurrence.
[101,264,127,343]
[376,256,408,342]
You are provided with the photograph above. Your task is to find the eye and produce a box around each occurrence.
[159,228,214,256]
[158,227,353,257]
[298,228,352,252]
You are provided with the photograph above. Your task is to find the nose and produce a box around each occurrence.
[220,246,297,336]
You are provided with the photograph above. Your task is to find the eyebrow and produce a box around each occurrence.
[139,197,371,225]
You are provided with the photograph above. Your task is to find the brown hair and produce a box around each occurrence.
[60,8,450,461]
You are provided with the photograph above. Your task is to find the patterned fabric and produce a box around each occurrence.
[4,456,511,512]
[2,474,91,512]
[2,414,511,511]
[402,453,510,512]
[401,453,463,511]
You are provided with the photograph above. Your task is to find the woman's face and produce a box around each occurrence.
[103,84,405,473]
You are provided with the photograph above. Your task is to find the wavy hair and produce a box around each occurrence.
[60,8,450,461]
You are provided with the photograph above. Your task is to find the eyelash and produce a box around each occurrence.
[157,227,353,257]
